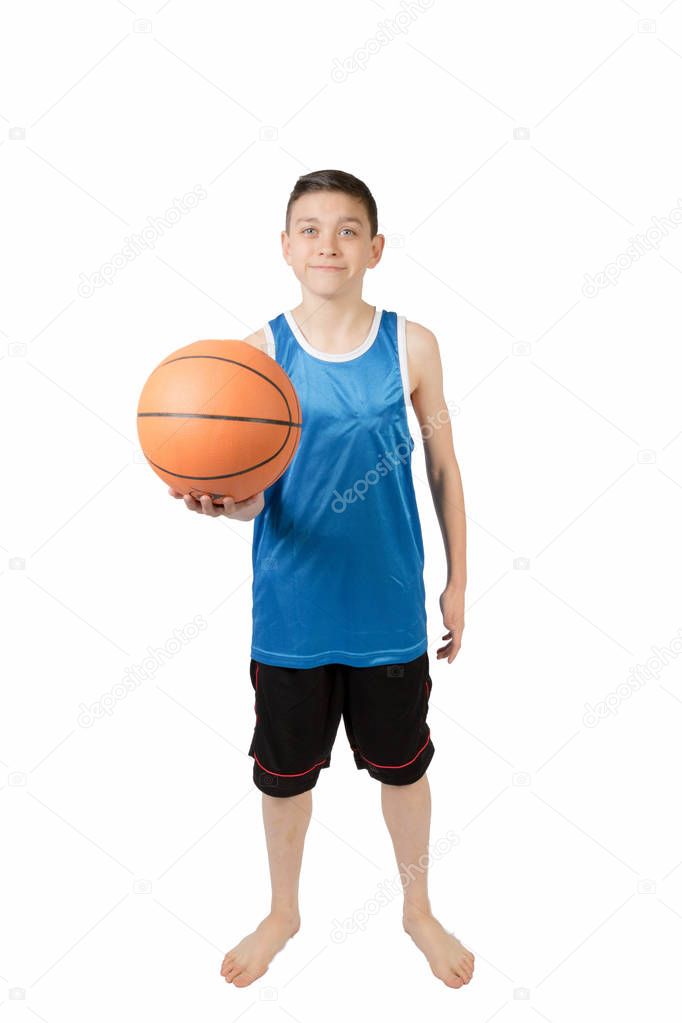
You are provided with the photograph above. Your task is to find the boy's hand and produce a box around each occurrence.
[437,585,465,663]
[168,487,264,520]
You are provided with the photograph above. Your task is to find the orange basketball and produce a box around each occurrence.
[137,339,302,503]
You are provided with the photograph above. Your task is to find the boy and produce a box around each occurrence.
[170,170,472,990]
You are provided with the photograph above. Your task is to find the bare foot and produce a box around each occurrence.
[403,910,475,989]
[220,910,301,988]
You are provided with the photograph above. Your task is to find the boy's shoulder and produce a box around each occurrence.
[404,319,439,396]
[241,327,268,351]
[404,318,437,346]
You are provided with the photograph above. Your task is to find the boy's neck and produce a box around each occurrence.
[290,297,376,354]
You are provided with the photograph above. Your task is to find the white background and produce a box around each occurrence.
[2,0,682,1018]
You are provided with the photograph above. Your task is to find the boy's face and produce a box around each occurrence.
[281,191,384,297]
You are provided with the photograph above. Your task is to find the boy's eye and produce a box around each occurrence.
[302,227,355,236]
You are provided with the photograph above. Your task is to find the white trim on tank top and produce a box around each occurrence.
[264,309,412,413]
[396,314,413,409]
[283,306,383,362]
[263,322,276,360]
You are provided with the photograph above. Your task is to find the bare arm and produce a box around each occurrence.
[407,321,466,662]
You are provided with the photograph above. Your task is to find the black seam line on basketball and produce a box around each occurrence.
[144,413,296,478]
[137,412,301,428]
[145,445,291,481]
[143,352,300,479]
[157,354,294,422]
[141,407,298,480]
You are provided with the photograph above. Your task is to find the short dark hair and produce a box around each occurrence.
[284,169,378,239]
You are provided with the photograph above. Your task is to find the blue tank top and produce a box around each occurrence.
[250,306,427,668]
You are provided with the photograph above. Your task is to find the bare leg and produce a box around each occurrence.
[381,774,475,989]
[220,788,312,987]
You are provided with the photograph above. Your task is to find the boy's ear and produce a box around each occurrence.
[368,233,385,268]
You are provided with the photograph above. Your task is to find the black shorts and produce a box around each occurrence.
[247,650,434,797]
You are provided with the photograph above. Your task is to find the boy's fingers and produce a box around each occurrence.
[199,494,221,516]
[174,490,257,515]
